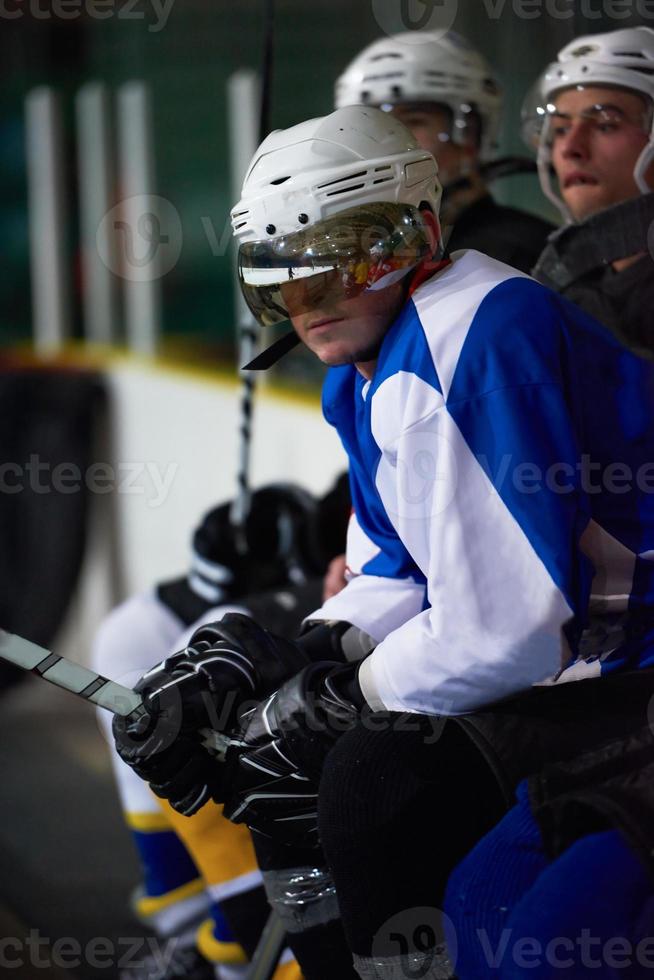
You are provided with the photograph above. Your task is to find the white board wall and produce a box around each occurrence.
[57,360,347,664]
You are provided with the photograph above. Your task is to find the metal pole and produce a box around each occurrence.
[228,69,261,339]
[227,69,262,531]
[116,80,161,357]
[25,87,71,354]
[76,82,118,345]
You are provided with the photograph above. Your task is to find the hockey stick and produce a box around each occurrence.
[229,0,276,542]
[0,628,231,758]
[0,629,287,980]
[246,907,288,979]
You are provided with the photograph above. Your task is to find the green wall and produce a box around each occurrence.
[1,0,650,361]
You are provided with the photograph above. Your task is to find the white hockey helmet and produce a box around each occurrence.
[334,31,502,160]
[231,106,441,335]
[525,27,654,217]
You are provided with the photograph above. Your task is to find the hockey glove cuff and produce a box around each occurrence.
[222,661,364,844]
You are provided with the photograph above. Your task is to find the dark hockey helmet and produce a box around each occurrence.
[190,482,335,601]
[157,476,351,625]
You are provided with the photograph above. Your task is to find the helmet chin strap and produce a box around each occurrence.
[634,125,654,193]
[242,330,301,371]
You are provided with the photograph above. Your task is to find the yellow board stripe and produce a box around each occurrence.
[4,342,322,408]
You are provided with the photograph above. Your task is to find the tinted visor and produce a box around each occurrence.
[238,203,432,327]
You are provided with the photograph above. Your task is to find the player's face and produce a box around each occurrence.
[390,104,475,186]
[284,277,406,379]
[550,86,653,220]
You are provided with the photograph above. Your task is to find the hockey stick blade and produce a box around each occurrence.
[0,628,141,715]
[0,629,232,759]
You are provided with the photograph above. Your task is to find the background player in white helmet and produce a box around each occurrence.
[335,29,553,272]
[527,26,654,353]
[114,104,654,979]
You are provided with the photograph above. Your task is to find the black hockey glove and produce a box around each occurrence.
[223,661,364,845]
[112,613,309,816]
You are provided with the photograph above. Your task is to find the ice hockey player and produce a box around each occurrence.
[442,29,654,979]
[95,478,349,979]
[336,29,553,271]
[113,105,654,979]
[528,26,654,353]
[99,35,559,974]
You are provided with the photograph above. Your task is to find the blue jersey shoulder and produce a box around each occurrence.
[448,276,627,405]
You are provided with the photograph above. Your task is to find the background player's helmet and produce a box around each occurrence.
[190,483,325,596]
[522,27,654,217]
[157,475,352,625]
[230,105,441,328]
[334,31,502,161]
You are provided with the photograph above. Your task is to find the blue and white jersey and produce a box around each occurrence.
[309,249,654,716]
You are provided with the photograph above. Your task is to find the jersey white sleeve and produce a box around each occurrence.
[357,382,577,715]
[306,510,427,642]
